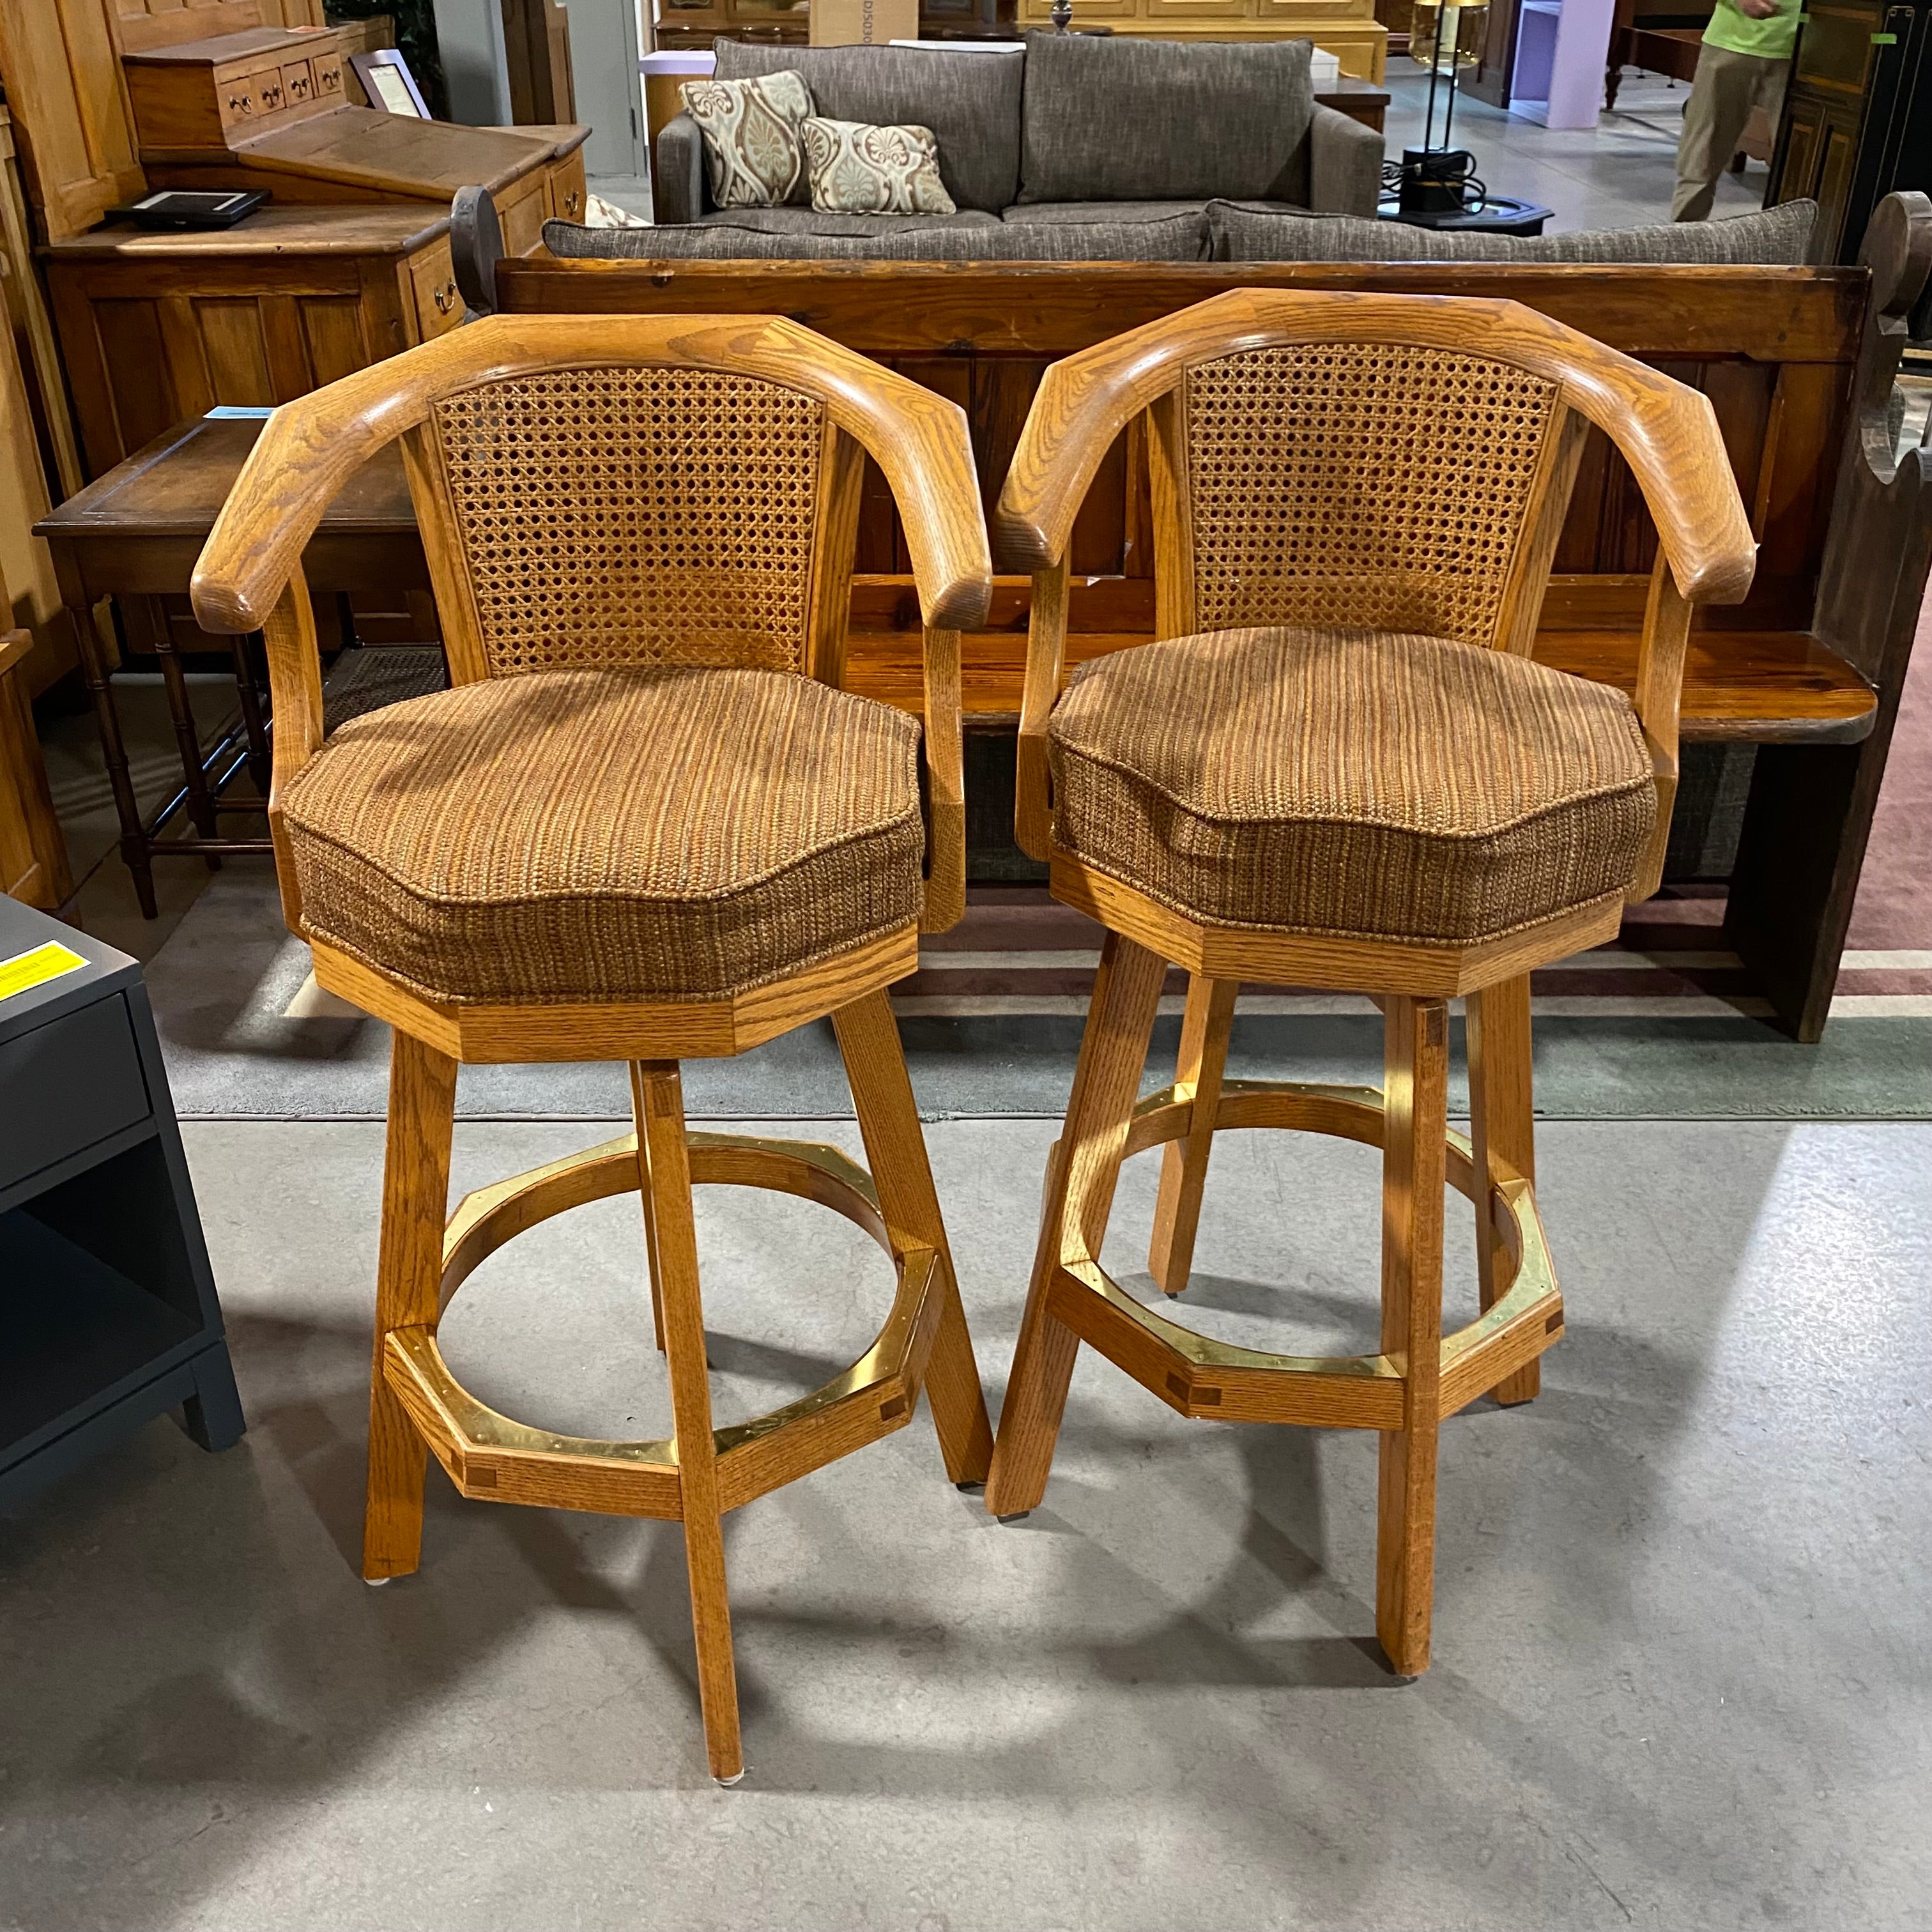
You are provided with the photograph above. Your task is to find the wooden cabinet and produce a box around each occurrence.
[1013,0,1390,71]
[0,615,71,910]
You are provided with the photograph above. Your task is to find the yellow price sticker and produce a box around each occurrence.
[0,940,88,1004]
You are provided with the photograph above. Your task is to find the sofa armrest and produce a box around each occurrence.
[656,114,710,225]
[1308,103,1383,217]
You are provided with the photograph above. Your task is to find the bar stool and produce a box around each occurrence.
[190,316,997,1782]
[985,291,1755,1673]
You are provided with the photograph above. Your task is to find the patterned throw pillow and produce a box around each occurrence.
[801,118,956,217]
[678,71,813,210]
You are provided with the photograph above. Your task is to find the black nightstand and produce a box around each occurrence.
[0,895,242,1509]
[1378,195,1556,236]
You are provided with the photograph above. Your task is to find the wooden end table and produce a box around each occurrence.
[34,411,431,919]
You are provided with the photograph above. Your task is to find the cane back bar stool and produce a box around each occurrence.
[189,315,997,1782]
[984,290,1756,1673]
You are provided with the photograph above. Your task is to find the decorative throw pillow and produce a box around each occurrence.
[678,71,813,210]
[801,118,956,217]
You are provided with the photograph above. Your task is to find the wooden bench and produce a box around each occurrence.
[470,194,1932,1040]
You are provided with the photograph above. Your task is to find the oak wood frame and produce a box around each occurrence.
[187,314,998,1783]
[983,291,1756,1676]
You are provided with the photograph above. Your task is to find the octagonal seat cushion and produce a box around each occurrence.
[1047,628,1656,946]
[282,667,926,1004]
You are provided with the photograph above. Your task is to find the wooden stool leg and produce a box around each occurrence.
[985,932,1167,1518]
[632,1061,743,1784]
[1148,973,1237,1296]
[627,1062,668,1356]
[364,1029,457,1581]
[1467,973,1539,1406]
[1376,994,1449,1676]
[833,989,994,1487]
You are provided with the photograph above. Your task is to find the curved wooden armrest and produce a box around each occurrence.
[1015,560,1068,864]
[192,313,992,636]
[995,288,1758,609]
[919,625,966,932]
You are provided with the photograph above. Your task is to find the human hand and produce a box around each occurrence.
[1736,0,1781,19]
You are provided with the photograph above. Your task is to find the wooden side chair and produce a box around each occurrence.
[985,290,1756,1674]
[189,315,997,1784]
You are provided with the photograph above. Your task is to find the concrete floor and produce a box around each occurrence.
[3,1116,1927,1930]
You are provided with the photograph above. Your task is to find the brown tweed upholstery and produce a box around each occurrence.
[282,667,925,1002]
[1048,627,1655,944]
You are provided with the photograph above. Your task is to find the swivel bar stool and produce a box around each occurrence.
[985,290,1755,1673]
[191,315,997,1782]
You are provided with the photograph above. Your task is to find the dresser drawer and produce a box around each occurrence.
[498,172,551,256]
[548,151,588,228]
[312,49,346,103]
[282,59,316,108]
[410,240,464,341]
[0,997,150,1200]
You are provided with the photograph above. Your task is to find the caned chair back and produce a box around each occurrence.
[997,289,1758,893]
[190,314,991,930]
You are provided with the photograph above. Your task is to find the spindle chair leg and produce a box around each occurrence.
[985,932,1167,1517]
[1375,995,1450,1676]
[1467,973,1539,1406]
[632,1061,743,1784]
[627,1062,669,1356]
[834,990,995,1486]
[1147,973,1238,1296]
[364,1029,457,1581]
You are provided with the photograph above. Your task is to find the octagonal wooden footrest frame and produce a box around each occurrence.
[1046,1079,1565,1425]
[380,1130,947,1522]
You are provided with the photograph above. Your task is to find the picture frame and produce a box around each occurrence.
[348,47,433,118]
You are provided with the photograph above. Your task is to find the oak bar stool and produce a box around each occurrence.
[189,315,997,1783]
[985,291,1756,1674]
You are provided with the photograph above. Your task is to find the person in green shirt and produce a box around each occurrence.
[1670,0,1802,220]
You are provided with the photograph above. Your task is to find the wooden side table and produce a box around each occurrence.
[34,411,432,918]
[0,893,243,1509]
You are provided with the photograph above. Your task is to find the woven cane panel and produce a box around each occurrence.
[1184,344,1560,648]
[433,367,824,677]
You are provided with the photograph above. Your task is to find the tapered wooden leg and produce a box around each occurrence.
[632,1061,742,1784]
[1376,995,1448,1676]
[364,1029,457,1581]
[627,1062,668,1356]
[1148,973,1237,1296]
[833,989,994,1487]
[985,932,1167,1517]
[1467,974,1538,1406]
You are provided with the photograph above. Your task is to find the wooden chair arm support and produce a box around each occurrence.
[191,314,993,636]
[1626,553,1694,901]
[919,624,966,932]
[261,564,325,931]
[995,288,1758,606]
[1015,559,1069,863]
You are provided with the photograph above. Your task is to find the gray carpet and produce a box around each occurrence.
[142,868,1932,1121]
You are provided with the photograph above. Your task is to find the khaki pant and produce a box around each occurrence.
[1672,42,1790,222]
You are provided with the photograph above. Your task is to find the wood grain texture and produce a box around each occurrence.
[1466,973,1538,1406]
[633,1062,742,1784]
[1375,995,1448,1678]
[363,1027,457,1581]
[984,931,1167,1517]
[833,989,994,1487]
[1147,974,1237,1299]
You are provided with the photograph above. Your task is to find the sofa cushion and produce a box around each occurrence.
[678,70,813,208]
[713,42,1023,213]
[1002,199,1208,224]
[1018,34,1314,206]
[543,211,1209,261]
[1210,197,1819,263]
[695,206,999,234]
[803,117,957,215]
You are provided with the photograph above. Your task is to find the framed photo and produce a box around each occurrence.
[349,47,432,118]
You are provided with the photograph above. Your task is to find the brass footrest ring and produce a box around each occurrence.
[380,1131,946,1521]
[1046,1078,1563,1427]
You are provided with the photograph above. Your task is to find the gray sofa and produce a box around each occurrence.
[655,34,1383,234]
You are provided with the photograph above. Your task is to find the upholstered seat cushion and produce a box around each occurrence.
[1048,628,1655,945]
[282,667,926,1003]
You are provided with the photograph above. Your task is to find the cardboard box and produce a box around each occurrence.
[810,0,922,47]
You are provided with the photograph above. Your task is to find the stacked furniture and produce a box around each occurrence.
[654,36,1384,231]
[477,187,1932,1041]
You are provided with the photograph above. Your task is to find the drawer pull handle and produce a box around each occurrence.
[564,188,581,215]
[433,280,459,314]
[228,93,254,114]
[319,66,341,89]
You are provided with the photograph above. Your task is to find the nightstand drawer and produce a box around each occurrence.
[0,997,150,1199]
